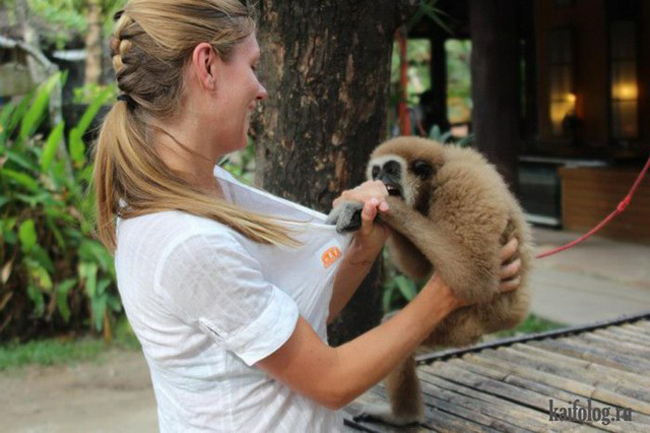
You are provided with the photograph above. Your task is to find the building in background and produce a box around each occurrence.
[409,0,650,243]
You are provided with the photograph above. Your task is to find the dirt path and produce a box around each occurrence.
[0,348,158,432]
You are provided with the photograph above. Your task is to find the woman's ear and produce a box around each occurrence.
[191,42,219,91]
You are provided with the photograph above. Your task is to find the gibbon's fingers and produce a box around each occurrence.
[499,258,521,280]
[500,237,519,262]
[499,276,521,293]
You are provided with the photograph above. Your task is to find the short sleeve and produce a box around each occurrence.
[154,230,300,366]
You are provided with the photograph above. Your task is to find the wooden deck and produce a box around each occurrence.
[343,311,650,432]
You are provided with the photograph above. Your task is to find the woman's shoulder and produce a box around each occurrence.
[116,209,247,261]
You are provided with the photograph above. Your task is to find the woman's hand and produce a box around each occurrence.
[427,237,523,311]
[333,180,391,262]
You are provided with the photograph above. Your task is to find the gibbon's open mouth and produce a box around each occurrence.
[384,183,403,198]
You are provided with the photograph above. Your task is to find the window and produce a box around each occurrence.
[548,29,575,136]
[610,20,638,139]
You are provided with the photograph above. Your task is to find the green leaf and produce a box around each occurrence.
[7,94,33,137]
[79,240,114,274]
[31,265,53,291]
[5,149,39,172]
[107,294,122,313]
[27,283,45,316]
[79,262,98,298]
[91,293,107,331]
[18,219,37,253]
[97,278,110,296]
[44,215,66,249]
[55,279,77,323]
[73,85,112,139]
[1,168,40,192]
[40,122,65,172]
[20,73,61,141]
[31,244,55,273]
[68,129,86,165]
[395,275,418,301]
[0,101,15,144]
[382,282,397,312]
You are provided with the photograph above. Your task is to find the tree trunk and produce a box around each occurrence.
[84,0,103,85]
[469,0,521,194]
[253,0,417,346]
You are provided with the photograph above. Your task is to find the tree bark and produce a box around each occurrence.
[469,0,521,194]
[84,0,103,85]
[253,0,417,346]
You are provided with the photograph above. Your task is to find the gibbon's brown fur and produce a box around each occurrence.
[359,136,532,424]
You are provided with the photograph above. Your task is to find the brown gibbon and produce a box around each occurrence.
[327,136,533,425]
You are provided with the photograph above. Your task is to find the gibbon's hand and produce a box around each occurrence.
[439,237,522,310]
[332,180,391,257]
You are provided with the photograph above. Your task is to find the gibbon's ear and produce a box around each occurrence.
[191,42,220,92]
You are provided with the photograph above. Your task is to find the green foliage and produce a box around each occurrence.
[445,39,472,124]
[382,249,426,313]
[492,314,566,338]
[428,124,474,147]
[25,0,124,47]
[0,317,139,370]
[1,73,116,341]
[219,137,256,183]
[0,337,106,370]
[73,83,118,105]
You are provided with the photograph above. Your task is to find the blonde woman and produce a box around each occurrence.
[92,0,521,431]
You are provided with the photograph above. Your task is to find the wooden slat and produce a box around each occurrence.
[576,333,650,358]
[472,347,650,415]
[449,358,649,432]
[593,328,650,346]
[629,322,650,335]
[345,320,650,432]
[419,369,555,432]
[509,343,650,390]
[489,346,650,407]
[529,338,650,374]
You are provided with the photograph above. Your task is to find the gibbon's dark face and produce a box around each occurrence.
[369,157,436,202]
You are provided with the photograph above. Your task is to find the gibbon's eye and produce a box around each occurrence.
[384,160,401,177]
[371,165,381,180]
[412,160,434,179]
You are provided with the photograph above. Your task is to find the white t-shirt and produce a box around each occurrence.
[114,166,352,432]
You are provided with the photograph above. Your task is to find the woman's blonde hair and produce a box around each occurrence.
[92,0,298,253]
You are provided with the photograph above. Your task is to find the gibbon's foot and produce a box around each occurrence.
[353,403,422,426]
[326,200,364,233]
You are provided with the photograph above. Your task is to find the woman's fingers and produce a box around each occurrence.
[500,237,519,261]
[499,258,521,280]
[332,180,389,215]
[360,198,379,235]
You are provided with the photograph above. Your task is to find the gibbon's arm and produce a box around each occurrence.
[256,274,458,410]
[381,197,475,286]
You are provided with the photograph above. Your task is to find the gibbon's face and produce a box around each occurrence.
[367,154,436,209]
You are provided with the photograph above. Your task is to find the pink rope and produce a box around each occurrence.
[536,156,650,259]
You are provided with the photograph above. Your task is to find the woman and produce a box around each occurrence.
[93,1,521,431]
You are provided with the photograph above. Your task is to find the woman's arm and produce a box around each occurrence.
[258,242,522,410]
[327,239,380,324]
[258,272,459,410]
[328,182,391,323]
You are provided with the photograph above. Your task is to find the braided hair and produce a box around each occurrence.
[92,0,299,252]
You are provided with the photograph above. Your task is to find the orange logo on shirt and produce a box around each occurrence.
[321,247,342,268]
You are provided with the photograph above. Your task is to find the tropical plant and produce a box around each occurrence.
[0,72,117,342]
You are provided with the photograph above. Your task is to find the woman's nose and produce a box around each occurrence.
[257,83,268,100]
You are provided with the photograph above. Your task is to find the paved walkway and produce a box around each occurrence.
[529,227,650,326]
